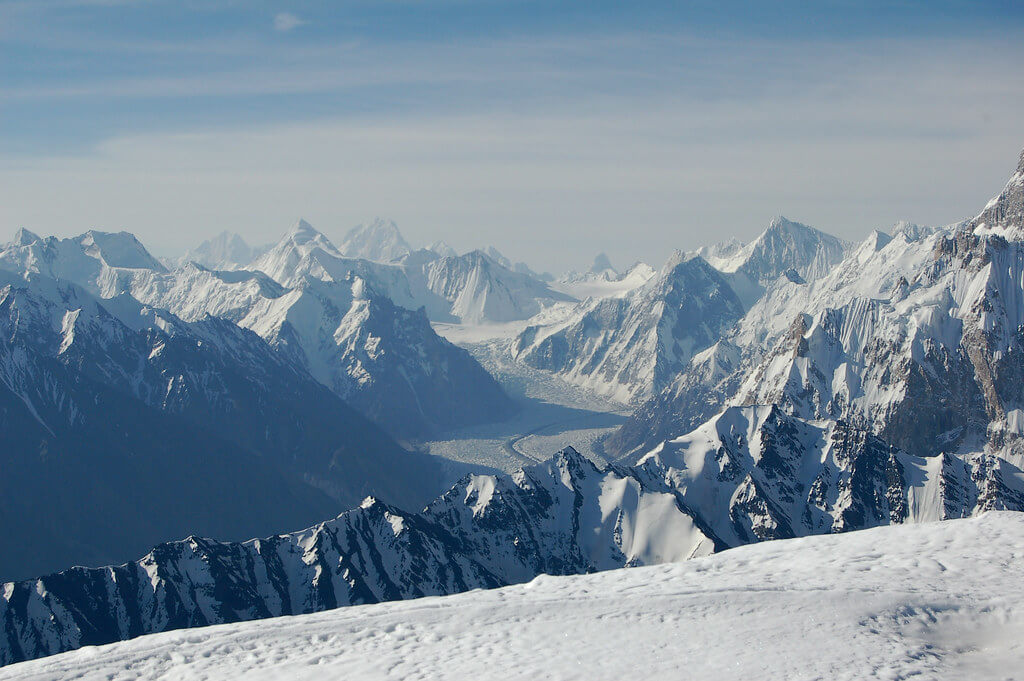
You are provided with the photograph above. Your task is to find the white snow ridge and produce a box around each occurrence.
[1,513,1020,681]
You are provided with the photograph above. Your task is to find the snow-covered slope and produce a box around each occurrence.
[0,229,166,299]
[0,447,712,665]
[4,513,1021,681]
[695,216,849,306]
[636,404,1023,545]
[336,218,413,263]
[513,219,845,404]
[141,272,513,437]
[234,273,515,437]
[410,250,575,324]
[513,252,744,402]
[550,260,656,300]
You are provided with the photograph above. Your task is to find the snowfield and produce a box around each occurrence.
[3,513,1021,681]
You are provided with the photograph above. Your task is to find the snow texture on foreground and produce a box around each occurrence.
[4,513,1022,681]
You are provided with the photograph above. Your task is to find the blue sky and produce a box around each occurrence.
[1,0,1023,270]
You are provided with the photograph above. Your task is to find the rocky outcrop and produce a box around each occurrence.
[513,253,744,403]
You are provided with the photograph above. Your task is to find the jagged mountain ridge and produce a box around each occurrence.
[513,253,745,403]
[0,271,459,581]
[0,225,516,438]
[514,217,848,403]
[251,220,569,324]
[610,149,1024,466]
[693,216,849,306]
[410,249,575,324]
[6,402,1022,667]
[0,447,712,665]
[8,514,1022,681]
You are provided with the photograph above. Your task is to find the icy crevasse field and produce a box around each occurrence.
[4,513,1021,681]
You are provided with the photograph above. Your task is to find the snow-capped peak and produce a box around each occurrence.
[178,232,266,270]
[972,146,1024,238]
[284,218,328,245]
[74,230,166,271]
[719,216,849,294]
[247,219,346,285]
[428,240,458,258]
[10,228,41,247]
[889,221,935,242]
[655,249,700,277]
[337,218,412,263]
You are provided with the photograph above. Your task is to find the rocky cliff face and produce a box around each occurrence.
[610,150,1024,473]
[513,253,744,403]
[0,448,713,666]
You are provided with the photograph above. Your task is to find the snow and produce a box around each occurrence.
[3,513,1021,681]
[415,336,628,471]
[176,231,267,270]
[515,252,744,404]
[337,218,412,263]
[549,261,655,300]
[427,240,458,258]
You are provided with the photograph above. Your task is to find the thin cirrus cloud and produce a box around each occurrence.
[273,12,306,32]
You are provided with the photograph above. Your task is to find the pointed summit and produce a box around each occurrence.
[248,219,342,285]
[180,231,264,270]
[590,252,616,275]
[428,240,458,258]
[285,218,321,243]
[972,146,1024,235]
[725,216,848,286]
[11,227,41,246]
[274,218,339,254]
[338,218,411,263]
[477,246,511,269]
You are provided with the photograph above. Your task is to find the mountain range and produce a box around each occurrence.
[2,147,1024,669]
[1,221,517,439]
[4,513,1017,680]
[0,268,459,581]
